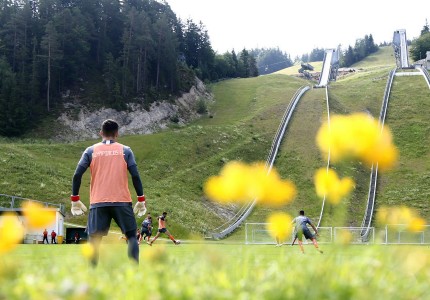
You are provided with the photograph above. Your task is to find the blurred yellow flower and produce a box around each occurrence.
[335,229,353,245]
[314,168,355,204]
[266,212,293,241]
[316,113,398,171]
[22,201,56,229]
[204,161,296,206]
[0,213,25,254]
[81,243,95,259]
[376,206,426,232]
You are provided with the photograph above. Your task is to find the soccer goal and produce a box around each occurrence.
[244,223,332,245]
[383,224,430,245]
[333,227,375,244]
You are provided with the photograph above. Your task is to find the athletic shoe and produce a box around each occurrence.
[147,241,152,246]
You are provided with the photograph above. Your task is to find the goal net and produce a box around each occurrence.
[245,223,332,245]
[333,227,375,244]
[384,224,430,244]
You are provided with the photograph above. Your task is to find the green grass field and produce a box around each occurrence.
[1,243,429,299]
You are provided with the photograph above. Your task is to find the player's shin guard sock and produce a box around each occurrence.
[311,239,322,252]
[89,237,101,267]
[168,235,176,243]
[128,237,139,263]
[125,231,139,263]
[298,241,304,253]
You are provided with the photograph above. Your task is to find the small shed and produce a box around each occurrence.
[65,225,88,244]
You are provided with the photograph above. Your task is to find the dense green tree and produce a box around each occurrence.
[0,0,263,136]
[410,33,430,61]
[309,48,325,62]
[0,57,28,135]
[41,21,62,112]
[251,47,292,75]
[339,33,379,67]
[421,19,429,36]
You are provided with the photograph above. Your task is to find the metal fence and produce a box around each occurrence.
[208,86,310,239]
[360,68,396,239]
[0,194,65,214]
[245,223,430,245]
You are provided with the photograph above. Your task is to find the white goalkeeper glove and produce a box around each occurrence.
[133,195,147,217]
[70,195,88,216]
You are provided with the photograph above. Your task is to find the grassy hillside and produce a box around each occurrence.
[378,75,430,216]
[1,45,429,240]
[275,61,323,75]
[352,46,395,70]
[0,75,306,237]
[237,45,430,235]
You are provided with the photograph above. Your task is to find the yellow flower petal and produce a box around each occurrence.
[266,212,293,241]
[0,213,25,254]
[81,243,95,259]
[316,113,398,170]
[22,201,56,229]
[314,168,354,204]
[377,206,426,232]
[204,161,297,206]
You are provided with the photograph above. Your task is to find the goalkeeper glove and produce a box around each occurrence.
[133,195,147,217]
[70,195,88,216]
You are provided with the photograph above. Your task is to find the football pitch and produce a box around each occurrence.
[1,242,429,299]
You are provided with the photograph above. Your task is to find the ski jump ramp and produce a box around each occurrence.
[393,29,410,69]
[316,48,340,87]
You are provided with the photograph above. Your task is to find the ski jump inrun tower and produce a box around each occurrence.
[393,29,410,69]
[316,48,340,87]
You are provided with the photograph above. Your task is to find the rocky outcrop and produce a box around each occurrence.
[56,78,212,141]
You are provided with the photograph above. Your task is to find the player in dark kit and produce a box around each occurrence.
[70,119,147,265]
[139,214,153,244]
[292,210,323,254]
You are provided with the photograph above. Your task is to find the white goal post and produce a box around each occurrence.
[333,227,375,244]
[245,223,430,245]
[383,224,430,245]
[244,223,332,245]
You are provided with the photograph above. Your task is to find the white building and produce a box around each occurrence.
[0,208,65,244]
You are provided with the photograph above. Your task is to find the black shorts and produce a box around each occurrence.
[295,227,315,241]
[141,227,152,237]
[158,228,167,233]
[87,205,137,237]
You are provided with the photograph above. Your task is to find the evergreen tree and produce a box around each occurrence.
[0,57,28,136]
[41,20,62,112]
[421,19,429,36]
[410,33,430,61]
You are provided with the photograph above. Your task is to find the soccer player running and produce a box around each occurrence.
[292,210,323,254]
[139,214,153,244]
[149,212,179,245]
[70,119,147,265]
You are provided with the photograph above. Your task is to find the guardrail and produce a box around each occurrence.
[360,69,396,239]
[0,193,65,215]
[208,86,311,239]
[316,86,331,228]
[416,66,430,88]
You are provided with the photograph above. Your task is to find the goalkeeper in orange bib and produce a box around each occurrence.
[70,119,147,265]
[149,212,179,245]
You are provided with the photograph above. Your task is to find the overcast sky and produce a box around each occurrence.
[166,0,429,57]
